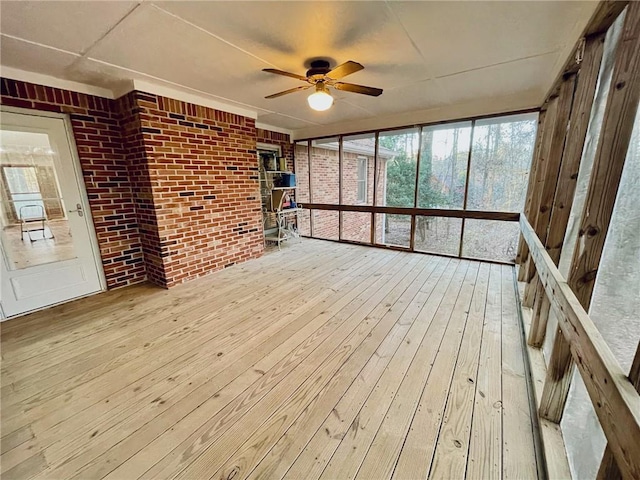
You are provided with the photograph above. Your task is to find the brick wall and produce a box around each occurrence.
[1,78,145,288]
[117,92,165,285]
[1,78,271,290]
[122,92,264,287]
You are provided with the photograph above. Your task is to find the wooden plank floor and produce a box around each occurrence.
[0,240,540,479]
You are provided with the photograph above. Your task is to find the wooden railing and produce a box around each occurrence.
[519,215,640,480]
[300,203,519,263]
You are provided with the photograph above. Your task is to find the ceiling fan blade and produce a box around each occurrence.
[265,85,312,99]
[326,61,364,80]
[262,68,309,81]
[333,82,383,97]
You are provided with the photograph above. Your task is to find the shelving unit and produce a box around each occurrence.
[258,150,299,249]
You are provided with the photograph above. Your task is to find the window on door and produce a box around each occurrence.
[2,166,46,220]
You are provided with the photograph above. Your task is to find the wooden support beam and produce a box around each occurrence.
[307,140,314,236]
[543,0,629,104]
[302,203,519,221]
[545,36,606,264]
[520,306,572,479]
[517,98,557,285]
[538,5,640,477]
[528,34,606,347]
[568,1,640,308]
[597,343,640,480]
[532,75,577,246]
[409,127,423,252]
[528,281,549,346]
[522,75,576,288]
[522,273,539,309]
[520,216,640,480]
[371,132,379,245]
[516,110,547,271]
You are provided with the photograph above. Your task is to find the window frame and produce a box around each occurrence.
[356,156,368,204]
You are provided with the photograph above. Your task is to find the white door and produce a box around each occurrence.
[0,110,104,318]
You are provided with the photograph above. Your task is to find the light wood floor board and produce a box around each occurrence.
[0,240,540,480]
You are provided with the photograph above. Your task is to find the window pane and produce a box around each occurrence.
[461,219,519,262]
[377,128,419,207]
[5,166,40,193]
[414,216,462,256]
[294,142,311,236]
[311,137,339,204]
[312,210,339,240]
[467,114,537,212]
[376,213,411,247]
[418,122,472,209]
[294,142,310,204]
[0,131,76,270]
[341,211,371,244]
[341,134,375,206]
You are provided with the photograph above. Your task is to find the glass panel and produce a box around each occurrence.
[297,212,311,237]
[0,129,76,270]
[312,210,339,240]
[417,122,472,209]
[341,134,375,206]
[341,211,371,244]
[461,219,519,262]
[294,142,311,236]
[467,113,538,212]
[294,142,310,204]
[377,128,420,207]
[376,213,411,248]
[311,137,339,204]
[414,216,462,256]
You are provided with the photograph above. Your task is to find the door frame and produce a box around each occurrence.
[0,106,107,316]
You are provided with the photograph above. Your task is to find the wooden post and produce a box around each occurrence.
[410,127,423,252]
[522,77,575,310]
[528,34,606,347]
[459,120,476,259]
[519,101,558,295]
[371,132,379,245]
[523,75,576,285]
[540,0,640,423]
[516,110,546,272]
[338,135,344,240]
[520,215,640,479]
[545,36,606,264]
[308,139,314,236]
[597,342,640,480]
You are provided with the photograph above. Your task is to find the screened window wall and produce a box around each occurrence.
[295,111,538,263]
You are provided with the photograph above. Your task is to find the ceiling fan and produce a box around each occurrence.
[262,60,383,111]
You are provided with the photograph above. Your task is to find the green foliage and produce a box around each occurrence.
[381,131,453,209]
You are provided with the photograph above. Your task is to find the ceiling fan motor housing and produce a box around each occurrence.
[306,60,332,79]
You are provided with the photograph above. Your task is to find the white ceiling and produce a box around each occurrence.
[0,1,598,138]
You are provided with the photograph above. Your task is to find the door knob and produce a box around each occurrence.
[68,203,84,217]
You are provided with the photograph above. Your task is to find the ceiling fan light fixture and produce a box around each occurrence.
[307,83,333,111]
